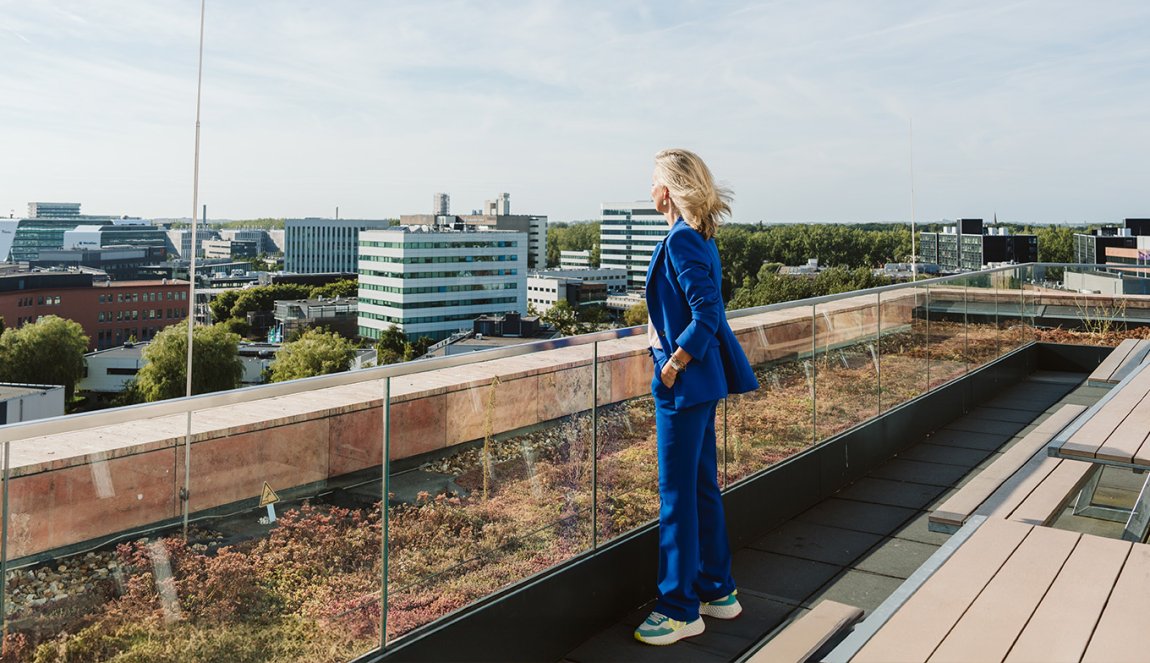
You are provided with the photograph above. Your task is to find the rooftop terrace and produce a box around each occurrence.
[0,263,1145,662]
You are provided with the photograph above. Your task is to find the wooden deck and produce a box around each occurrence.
[847,518,1150,663]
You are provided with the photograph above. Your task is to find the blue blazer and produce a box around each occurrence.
[646,218,760,409]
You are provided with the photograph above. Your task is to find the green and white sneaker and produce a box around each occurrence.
[633,611,705,645]
[700,590,742,619]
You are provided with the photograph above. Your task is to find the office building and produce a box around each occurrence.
[273,296,359,340]
[357,225,526,341]
[526,267,626,313]
[203,239,258,260]
[400,213,546,270]
[165,228,222,259]
[560,249,592,269]
[32,246,168,281]
[0,269,189,350]
[433,193,450,216]
[1073,219,1150,265]
[28,202,81,218]
[284,218,394,274]
[599,201,667,289]
[219,229,279,255]
[919,219,1038,272]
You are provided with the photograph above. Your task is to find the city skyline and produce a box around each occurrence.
[3,1,1148,224]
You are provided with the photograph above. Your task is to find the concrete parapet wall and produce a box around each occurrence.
[4,292,912,559]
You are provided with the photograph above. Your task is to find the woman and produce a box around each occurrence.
[634,148,760,646]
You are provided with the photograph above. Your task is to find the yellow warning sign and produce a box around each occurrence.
[259,481,280,507]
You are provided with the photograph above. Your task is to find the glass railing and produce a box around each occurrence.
[0,263,1133,661]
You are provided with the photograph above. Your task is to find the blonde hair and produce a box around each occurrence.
[654,148,733,240]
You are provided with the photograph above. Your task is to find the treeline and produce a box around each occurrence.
[716,223,911,302]
[546,221,600,267]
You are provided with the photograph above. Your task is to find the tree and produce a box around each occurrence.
[1031,225,1077,263]
[269,328,356,382]
[546,221,601,267]
[309,279,358,300]
[134,323,243,402]
[0,316,89,400]
[208,290,241,323]
[228,284,312,321]
[375,325,407,358]
[542,300,580,336]
[623,301,648,327]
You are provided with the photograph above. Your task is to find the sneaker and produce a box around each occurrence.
[700,590,742,619]
[633,611,705,645]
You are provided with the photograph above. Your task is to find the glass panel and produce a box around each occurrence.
[1018,265,1040,345]
[998,267,1032,356]
[926,282,968,389]
[595,339,660,543]
[1,414,194,660]
[878,283,930,413]
[814,294,880,441]
[960,272,999,371]
[388,345,595,641]
[724,307,818,485]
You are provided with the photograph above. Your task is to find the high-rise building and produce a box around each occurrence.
[357,225,526,341]
[433,193,450,216]
[284,218,394,274]
[599,201,667,290]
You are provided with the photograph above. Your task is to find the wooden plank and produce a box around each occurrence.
[1005,533,1131,663]
[1082,541,1150,663]
[748,600,863,663]
[1065,368,1150,459]
[1095,388,1150,465]
[976,454,1062,520]
[930,405,1086,528]
[1005,459,1094,526]
[851,518,1030,663]
[927,526,1080,663]
[1089,338,1138,384]
[1110,339,1150,384]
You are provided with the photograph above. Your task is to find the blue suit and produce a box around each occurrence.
[645,218,759,622]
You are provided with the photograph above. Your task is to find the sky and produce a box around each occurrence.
[2,0,1148,224]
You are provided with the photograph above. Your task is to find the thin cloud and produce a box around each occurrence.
[1,0,1148,223]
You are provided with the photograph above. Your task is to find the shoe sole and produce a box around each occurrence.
[634,618,705,645]
[699,602,742,619]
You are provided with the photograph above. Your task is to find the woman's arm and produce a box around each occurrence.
[666,227,722,362]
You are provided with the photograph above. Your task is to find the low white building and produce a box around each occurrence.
[527,267,627,313]
[560,249,591,269]
[0,384,66,424]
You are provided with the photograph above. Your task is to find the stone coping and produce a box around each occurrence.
[4,287,976,478]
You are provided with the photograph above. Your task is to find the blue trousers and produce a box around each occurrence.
[651,376,736,622]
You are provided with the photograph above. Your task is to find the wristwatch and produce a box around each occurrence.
[668,356,687,373]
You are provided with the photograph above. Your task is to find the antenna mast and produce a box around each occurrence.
[909,118,918,280]
[182,0,207,538]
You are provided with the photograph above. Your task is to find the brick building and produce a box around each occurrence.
[0,270,190,350]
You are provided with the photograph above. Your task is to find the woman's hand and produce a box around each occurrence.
[660,361,678,388]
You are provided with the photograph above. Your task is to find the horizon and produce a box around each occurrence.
[3,2,1148,224]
